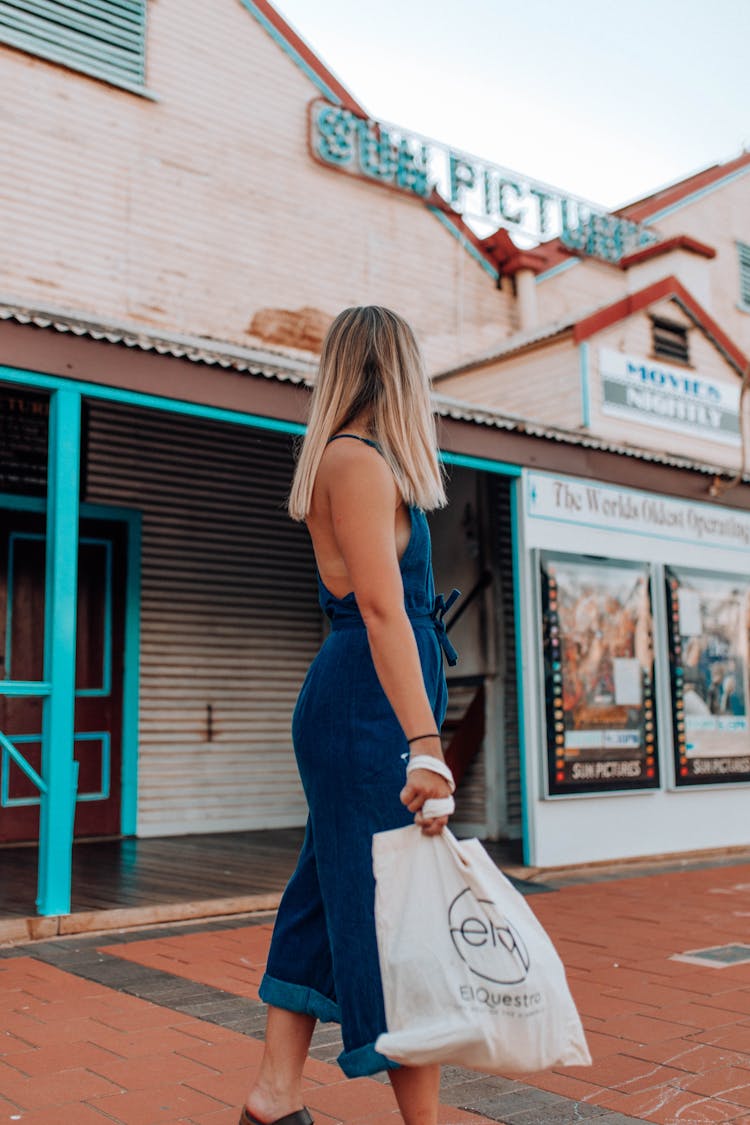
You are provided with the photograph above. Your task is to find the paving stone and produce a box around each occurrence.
[501,1103,608,1123]
[594,1117,656,1125]
[128,983,217,1003]
[174,998,248,1017]
[89,1082,226,1123]
[1,1105,121,1125]
[444,1083,563,1121]
[206,1012,260,1029]
[439,1065,488,1089]
[443,1080,539,1103]
[304,1075,399,1118]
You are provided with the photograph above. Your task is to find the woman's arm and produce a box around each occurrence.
[320,441,452,834]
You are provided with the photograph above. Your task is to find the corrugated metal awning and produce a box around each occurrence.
[1,299,747,485]
[0,300,318,383]
[432,392,750,482]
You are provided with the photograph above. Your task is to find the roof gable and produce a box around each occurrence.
[574,276,747,376]
[436,275,748,381]
[239,2,499,278]
[616,150,750,224]
[238,0,364,112]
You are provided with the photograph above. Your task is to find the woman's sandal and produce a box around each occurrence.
[238,1109,313,1125]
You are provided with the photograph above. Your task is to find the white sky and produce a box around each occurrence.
[275,0,749,210]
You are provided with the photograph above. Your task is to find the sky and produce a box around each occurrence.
[275,0,749,211]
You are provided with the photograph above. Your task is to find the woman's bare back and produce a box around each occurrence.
[307,433,412,600]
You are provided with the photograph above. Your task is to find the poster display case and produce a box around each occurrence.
[540,552,659,795]
[0,389,49,496]
[666,567,750,785]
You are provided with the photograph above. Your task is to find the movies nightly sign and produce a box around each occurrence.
[309,98,658,265]
[600,348,741,445]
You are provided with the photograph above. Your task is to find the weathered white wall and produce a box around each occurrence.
[0,0,513,372]
[436,337,583,429]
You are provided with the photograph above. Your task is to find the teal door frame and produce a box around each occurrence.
[0,362,528,914]
[1,492,143,846]
[0,380,143,915]
[39,389,81,914]
[0,390,82,915]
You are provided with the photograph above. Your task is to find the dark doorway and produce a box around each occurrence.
[0,511,127,842]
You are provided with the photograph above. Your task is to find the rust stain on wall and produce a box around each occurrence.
[249,306,331,353]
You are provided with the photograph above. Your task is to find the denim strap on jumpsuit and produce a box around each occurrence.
[258,449,459,1078]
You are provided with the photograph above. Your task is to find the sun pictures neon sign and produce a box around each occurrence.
[309,99,658,266]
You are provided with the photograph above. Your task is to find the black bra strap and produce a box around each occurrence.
[327,432,383,453]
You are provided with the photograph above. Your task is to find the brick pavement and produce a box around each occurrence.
[0,955,488,1125]
[1,859,750,1123]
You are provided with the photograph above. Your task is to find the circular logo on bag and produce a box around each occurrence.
[448,887,531,985]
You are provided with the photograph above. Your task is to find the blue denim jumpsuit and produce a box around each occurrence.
[259,435,458,1078]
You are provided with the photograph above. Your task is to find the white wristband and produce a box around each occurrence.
[407,755,456,793]
[421,796,456,819]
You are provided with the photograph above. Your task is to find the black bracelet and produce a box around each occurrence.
[407,732,442,745]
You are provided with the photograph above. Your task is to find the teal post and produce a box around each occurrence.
[120,511,142,836]
[37,388,82,916]
[509,478,531,866]
[579,342,591,428]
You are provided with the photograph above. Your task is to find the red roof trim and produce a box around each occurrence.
[499,250,549,276]
[617,151,750,223]
[618,235,716,269]
[573,276,748,373]
[478,227,517,262]
[477,229,548,275]
[249,0,365,113]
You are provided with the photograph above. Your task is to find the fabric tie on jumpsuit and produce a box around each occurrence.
[258,434,460,1078]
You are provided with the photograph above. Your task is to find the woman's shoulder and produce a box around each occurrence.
[322,433,386,467]
[318,434,398,501]
[325,432,383,455]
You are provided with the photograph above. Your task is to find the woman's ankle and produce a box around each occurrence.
[244,1078,304,1122]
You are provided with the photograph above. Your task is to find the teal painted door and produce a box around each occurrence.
[0,512,126,843]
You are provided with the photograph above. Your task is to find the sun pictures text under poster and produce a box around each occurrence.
[540,552,659,796]
[666,567,750,786]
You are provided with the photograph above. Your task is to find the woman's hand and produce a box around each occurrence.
[400,768,453,836]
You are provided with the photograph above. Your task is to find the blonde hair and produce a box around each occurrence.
[288,306,446,520]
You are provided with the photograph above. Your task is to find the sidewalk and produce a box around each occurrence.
[1,857,750,1124]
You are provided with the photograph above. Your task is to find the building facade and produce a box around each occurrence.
[1,0,749,915]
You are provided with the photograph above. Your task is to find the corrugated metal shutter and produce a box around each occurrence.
[493,476,522,834]
[84,400,321,836]
[0,1,146,90]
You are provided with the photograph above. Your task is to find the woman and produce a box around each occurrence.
[241,306,458,1125]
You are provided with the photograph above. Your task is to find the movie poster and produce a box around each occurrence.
[540,553,659,795]
[666,568,750,785]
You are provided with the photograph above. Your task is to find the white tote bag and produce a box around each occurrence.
[373,825,591,1073]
